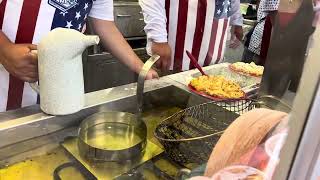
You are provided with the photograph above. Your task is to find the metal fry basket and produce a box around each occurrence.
[154,99,256,165]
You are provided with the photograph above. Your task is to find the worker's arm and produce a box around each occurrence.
[90,18,158,79]
[89,0,158,79]
[139,0,171,71]
[230,0,244,41]
[0,31,38,82]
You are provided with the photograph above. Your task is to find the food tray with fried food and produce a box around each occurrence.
[189,63,260,88]
[189,75,246,100]
[229,62,264,77]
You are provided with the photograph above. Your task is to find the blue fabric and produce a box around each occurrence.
[50,0,93,32]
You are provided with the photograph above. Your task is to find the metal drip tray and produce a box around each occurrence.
[59,86,214,179]
[0,84,227,179]
[61,137,163,179]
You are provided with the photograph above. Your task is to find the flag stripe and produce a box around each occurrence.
[165,0,170,33]
[21,81,38,107]
[0,68,9,111]
[32,1,56,44]
[198,0,215,66]
[173,0,189,70]
[209,19,224,65]
[6,76,24,110]
[0,0,10,111]
[2,0,24,111]
[7,0,41,110]
[164,0,230,70]
[219,18,230,63]
[182,0,198,70]
[215,18,228,63]
[15,0,42,43]
[190,0,207,69]
[204,19,219,66]
[167,0,179,70]
[0,0,7,28]
[2,0,24,42]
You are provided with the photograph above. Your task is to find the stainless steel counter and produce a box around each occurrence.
[0,66,214,179]
[0,63,253,151]
[0,64,255,179]
[0,68,198,162]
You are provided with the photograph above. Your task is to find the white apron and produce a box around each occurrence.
[165,0,231,71]
[0,0,94,112]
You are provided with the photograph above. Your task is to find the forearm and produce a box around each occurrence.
[0,31,12,64]
[90,18,144,73]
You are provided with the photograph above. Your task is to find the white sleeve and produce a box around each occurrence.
[139,0,167,43]
[229,0,244,26]
[89,0,114,21]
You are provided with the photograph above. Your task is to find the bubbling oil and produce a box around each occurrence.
[85,123,143,151]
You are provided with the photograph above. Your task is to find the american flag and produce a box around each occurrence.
[0,0,94,111]
[50,0,93,32]
[164,0,231,71]
[214,0,232,18]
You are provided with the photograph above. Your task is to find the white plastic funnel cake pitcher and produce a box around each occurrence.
[30,28,99,115]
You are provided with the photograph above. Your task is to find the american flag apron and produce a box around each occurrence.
[165,0,231,71]
[0,0,93,112]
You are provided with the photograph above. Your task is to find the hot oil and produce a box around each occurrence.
[84,106,182,150]
[85,123,142,151]
[142,106,182,146]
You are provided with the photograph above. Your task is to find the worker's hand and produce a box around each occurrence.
[0,43,38,82]
[151,42,172,71]
[229,34,241,49]
[229,25,244,49]
[146,68,159,80]
[233,25,244,41]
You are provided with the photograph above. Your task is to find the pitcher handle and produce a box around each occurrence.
[28,50,40,94]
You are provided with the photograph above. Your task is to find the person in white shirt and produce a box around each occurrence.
[139,0,244,72]
[0,0,158,112]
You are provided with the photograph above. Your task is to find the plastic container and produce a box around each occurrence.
[264,133,288,180]
[265,133,287,158]
[211,165,265,180]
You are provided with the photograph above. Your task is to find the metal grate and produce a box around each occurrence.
[154,99,256,165]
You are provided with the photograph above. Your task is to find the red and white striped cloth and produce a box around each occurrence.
[0,0,113,112]
[140,0,238,71]
[166,0,230,71]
